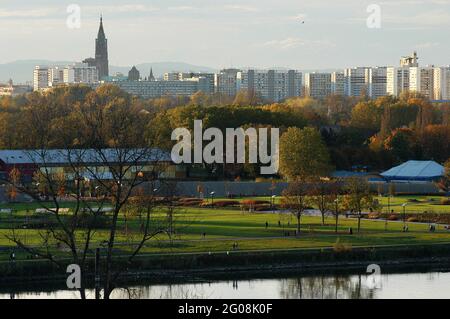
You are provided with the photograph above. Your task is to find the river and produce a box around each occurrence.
[2,271,450,299]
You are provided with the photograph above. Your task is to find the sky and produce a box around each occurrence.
[1,0,450,69]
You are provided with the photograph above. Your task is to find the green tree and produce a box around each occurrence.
[279,127,332,180]
[342,177,375,233]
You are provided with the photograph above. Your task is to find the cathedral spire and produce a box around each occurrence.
[149,68,155,81]
[98,15,105,39]
[95,15,109,78]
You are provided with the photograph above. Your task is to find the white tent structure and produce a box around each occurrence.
[381,160,444,182]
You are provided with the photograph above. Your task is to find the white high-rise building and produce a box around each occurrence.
[33,66,50,91]
[344,67,369,97]
[433,66,450,100]
[304,73,332,100]
[238,69,302,102]
[409,67,434,99]
[387,67,410,97]
[331,72,345,95]
[48,66,65,87]
[215,69,241,97]
[63,63,99,84]
[366,67,387,99]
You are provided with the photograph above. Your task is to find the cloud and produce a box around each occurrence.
[223,5,259,12]
[83,4,159,14]
[263,37,335,50]
[0,8,59,18]
[288,13,308,21]
[415,42,440,49]
[167,6,194,11]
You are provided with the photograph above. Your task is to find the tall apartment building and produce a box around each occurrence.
[409,67,434,99]
[344,67,369,97]
[433,66,450,100]
[238,69,302,102]
[33,66,50,91]
[64,63,99,84]
[331,72,345,95]
[215,68,241,97]
[387,67,410,97]
[48,66,65,87]
[34,64,99,91]
[366,67,387,99]
[304,73,332,100]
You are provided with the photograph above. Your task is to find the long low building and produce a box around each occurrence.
[104,78,212,99]
[0,149,183,183]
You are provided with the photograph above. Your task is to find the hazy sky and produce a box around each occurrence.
[1,0,450,69]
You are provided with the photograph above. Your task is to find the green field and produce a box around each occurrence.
[0,195,450,262]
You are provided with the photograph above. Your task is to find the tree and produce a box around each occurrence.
[308,177,338,226]
[282,180,309,236]
[279,127,332,180]
[342,177,375,233]
[383,128,421,163]
[438,158,450,192]
[350,101,382,131]
[2,85,170,299]
[421,125,450,162]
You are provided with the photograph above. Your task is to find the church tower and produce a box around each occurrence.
[95,16,109,79]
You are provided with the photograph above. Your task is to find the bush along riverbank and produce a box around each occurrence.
[3,243,450,287]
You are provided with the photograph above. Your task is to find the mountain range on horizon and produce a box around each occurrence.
[0,60,219,84]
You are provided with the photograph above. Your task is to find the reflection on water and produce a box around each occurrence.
[2,272,449,299]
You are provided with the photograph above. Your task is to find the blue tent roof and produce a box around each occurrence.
[381,160,444,181]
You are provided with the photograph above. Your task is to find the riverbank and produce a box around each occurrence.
[2,243,450,290]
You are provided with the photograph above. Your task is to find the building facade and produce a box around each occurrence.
[366,67,387,99]
[33,66,50,91]
[64,63,99,84]
[238,69,302,102]
[344,67,369,97]
[215,68,241,97]
[304,73,332,100]
[433,67,450,100]
[387,67,410,97]
[108,78,209,99]
[331,72,345,95]
[409,67,434,99]
[128,66,140,81]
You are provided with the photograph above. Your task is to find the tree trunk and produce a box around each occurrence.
[297,213,301,236]
[357,211,362,233]
[335,214,339,234]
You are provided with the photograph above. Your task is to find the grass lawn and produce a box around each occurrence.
[1,198,450,262]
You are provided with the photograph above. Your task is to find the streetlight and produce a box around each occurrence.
[210,191,215,207]
[271,195,276,210]
[402,203,408,228]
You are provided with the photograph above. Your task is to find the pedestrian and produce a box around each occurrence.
[265,221,269,229]
[278,220,281,227]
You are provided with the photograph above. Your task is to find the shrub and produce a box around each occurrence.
[368,212,380,219]
[212,201,240,207]
[407,217,419,222]
[388,214,399,221]
[440,198,450,205]
[333,238,352,253]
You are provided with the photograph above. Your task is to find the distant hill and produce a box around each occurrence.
[0,60,218,83]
